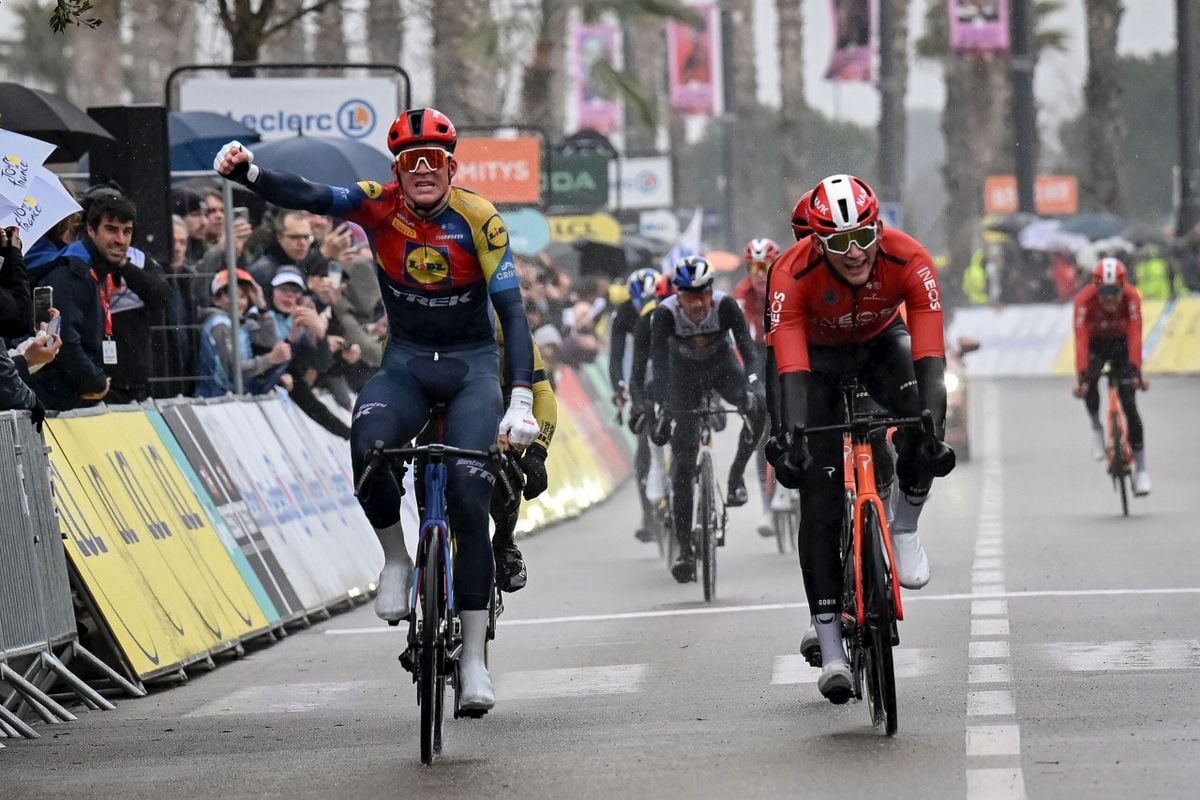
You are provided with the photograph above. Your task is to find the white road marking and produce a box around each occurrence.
[975,546,1003,558]
[323,590,1200,635]
[770,649,936,685]
[972,557,1004,570]
[972,618,1010,637]
[972,583,1006,596]
[494,664,647,700]
[968,689,1015,716]
[966,724,1022,757]
[1032,639,1200,672]
[185,681,365,716]
[968,663,1012,684]
[969,640,1010,660]
[967,768,1028,800]
[971,599,1009,617]
[972,569,1006,584]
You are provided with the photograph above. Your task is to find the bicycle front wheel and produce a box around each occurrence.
[861,501,898,736]
[1110,425,1130,516]
[419,537,444,764]
[699,453,717,602]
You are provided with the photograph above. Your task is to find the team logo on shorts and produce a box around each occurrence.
[483,214,509,251]
[404,243,451,285]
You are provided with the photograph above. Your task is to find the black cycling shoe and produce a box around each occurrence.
[670,549,696,583]
[494,543,527,593]
[726,477,749,507]
[634,527,654,543]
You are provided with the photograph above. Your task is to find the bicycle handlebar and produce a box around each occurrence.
[798,409,938,444]
[354,439,515,501]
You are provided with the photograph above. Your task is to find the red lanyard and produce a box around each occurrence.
[91,269,113,337]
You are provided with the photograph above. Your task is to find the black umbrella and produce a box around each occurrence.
[0,82,114,162]
[169,111,261,172]
[1059,211,1127,241]
[984,211,1040,237]
[250,135,393,187]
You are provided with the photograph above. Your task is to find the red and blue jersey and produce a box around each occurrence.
[250,170,532,388]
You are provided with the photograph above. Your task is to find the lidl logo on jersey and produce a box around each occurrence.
[404,244,451,286]
[337,99,376,139]
[484,214,509,251]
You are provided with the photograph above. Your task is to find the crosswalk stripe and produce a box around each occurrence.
[185,681,366,717]
[1031,639,1200,672]
[967,767,1027,800]
[968,690,1015,716]
[966,724,1022,756]
[494,664,648,700]
[771,648,937,685]
[969,663,1012,684]
[972,618,1010,636]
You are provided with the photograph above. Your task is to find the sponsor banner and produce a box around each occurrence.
[47,410,271,678]
[504,207,552,254]
[609,155,673,210]
[545,152,610,211]
[190,402,345,610]
[146,409,281,625]
[158,402,305,619]
[1143,297,1200,373]
[667,4,722,116]
[640,209,680,243]
[573,23,623,135]
[950,0,1009,53]
[553,367,629,488]
[178,77,398,156]
[548,212,622,244]
[454,136,542,205]
[826,0,873,82]
[984,175,1079,216]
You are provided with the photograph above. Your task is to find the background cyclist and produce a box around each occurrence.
[1072,257,1151,495]
[214,107,540,712]
[766,174,955,703]
[648,256,766,583]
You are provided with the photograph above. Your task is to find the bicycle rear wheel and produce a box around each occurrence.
[1110,426,1130,517]
[861,502,898,736]
[774,505,798,555]
[699,453,717,602]
[418,538,444,764]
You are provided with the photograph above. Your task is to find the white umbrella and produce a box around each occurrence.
[1017,220,1090,252]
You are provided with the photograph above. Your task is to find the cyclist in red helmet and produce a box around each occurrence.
[215,107,538,712]
[791,191,814,241]
[735,238,783,536]
[765,173,955,704]
[1072,257,1151,494]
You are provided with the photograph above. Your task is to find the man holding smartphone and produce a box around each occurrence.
[0,226,50,425]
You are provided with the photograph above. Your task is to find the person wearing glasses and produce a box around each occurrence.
[645,256,767,583]
[214,107,539,713]
[765,174,955,704]
[247,211,320,290]
[734,238,784,538]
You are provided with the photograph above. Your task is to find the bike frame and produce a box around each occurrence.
[843,432,905,626]
[411,457,456,623]
[1105,377,1133,475]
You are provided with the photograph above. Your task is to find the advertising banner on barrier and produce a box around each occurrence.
[46,411,268,678]
[190,402,348,609]
[554,367,629,486]
[146,410,280,626]
[158,402,305,620]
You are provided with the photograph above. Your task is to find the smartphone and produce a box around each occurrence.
[33,286,53,324]
[233,206,250,223]
[327,261,343,290]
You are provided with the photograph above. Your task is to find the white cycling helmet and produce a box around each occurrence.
[671,255,715,292]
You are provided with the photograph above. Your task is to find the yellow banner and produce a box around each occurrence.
[47,410,269,678]
[517,403,613,534]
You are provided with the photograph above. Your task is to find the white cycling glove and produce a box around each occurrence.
[498,386,540,448]
[213,140,260,183]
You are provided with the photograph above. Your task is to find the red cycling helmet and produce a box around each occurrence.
[386,107,457,155]
[1093,257,1127,289]
[791,191,813,241]
[806,174,879,235]
[744,238,780,266]
[654,271,675,300]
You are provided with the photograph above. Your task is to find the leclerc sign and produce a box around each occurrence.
[454,136,543,205]
[608,155,672,210]
[178,77,398,156]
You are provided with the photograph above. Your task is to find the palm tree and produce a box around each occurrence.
[365,0,406,67]
[1083,0,1125,213]
[312,2,348,64]
[431,0,496,125]
[69,0,122,107]
[776,0,805,207]
[126,0,196,102]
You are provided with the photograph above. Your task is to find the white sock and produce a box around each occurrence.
[891,489,928,536]
[376,519,410,565]
[814,613,846,666]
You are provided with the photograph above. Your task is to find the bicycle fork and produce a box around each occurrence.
[844,436,905,627]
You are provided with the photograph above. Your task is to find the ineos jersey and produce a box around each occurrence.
[1073,283,1142,373]
[733,275,767,343]
[767,228,945,373]
[248,170,532,388]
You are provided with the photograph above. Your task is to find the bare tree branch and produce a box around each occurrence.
[261,0,343,39]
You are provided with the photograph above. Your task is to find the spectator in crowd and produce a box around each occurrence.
[161,215,205,396]
[267,266,349,439]
[1132,244,1186,300]
[201,188,225,247]
[248,210,323,289]
[171,187,209,264]
[103,219,171,404]
[196,269,291,397]
[0,226,46,422]
[28,196,156,409]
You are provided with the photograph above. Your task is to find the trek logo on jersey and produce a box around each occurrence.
[391,216,417,238]
[483,214,509,251]
[387,285,474,307]
[404,244,451,286]
[356,180,384,200]
[916,264,942,310]
[1,155,30,189]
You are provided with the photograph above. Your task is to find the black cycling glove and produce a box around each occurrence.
[518,444,549,500]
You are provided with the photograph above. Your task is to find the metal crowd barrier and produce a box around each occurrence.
[0,411,141,742]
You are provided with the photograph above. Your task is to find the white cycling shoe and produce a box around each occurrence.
[458,610,495,711]
[646,446,666,504]
[800,623,821,667]
[891,531,931,589]
[374,559,414,622]
[756,510,775,538]
[1091,428,1106,461]
[1134,468,1152,496]
[817,662,852,704]
[770,486,797,511]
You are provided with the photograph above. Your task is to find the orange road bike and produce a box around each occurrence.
[796,382,937,736]
[1103,370,1135,516]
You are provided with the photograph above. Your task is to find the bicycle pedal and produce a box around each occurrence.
[398,647,416,674]
[388,618,401,627]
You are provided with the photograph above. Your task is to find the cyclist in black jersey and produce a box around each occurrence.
[646,256,766,583]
